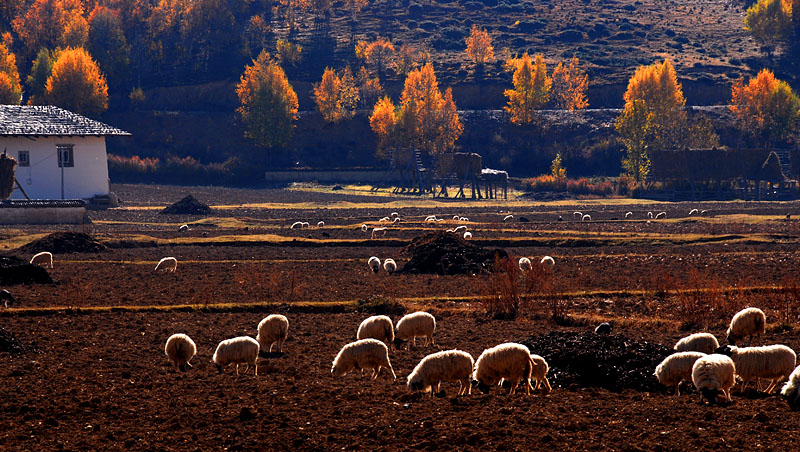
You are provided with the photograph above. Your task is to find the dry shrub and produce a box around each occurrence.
[779,275,800,325]
[675,268,732,330]
[236,263,304,302]
[648,267,676,298]
[482,257,555,320]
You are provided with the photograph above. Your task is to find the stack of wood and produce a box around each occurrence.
[0,150,17,201]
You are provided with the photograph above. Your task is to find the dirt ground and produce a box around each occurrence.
[3,184,800,451]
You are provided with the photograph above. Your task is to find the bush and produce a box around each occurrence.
[356,295,405,315]
[108,154,265,186]
[524,176,614,196]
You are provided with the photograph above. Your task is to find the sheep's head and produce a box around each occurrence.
[408,380,428,392]
[331,361,348,377]
[178,363,188,372]
[392,338,405,349]
[783,389,800,411]
[714,345,737,356]
[725,328,740,345]
[472,378,493,394]
[700,388,720,405]
[214,363,223,374]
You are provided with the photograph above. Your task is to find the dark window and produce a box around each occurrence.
[57,145,74,168]
[17,151,29,167]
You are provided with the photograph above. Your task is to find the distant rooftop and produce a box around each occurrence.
[0,105,130,137]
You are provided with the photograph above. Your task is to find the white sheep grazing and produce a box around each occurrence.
[393,217,401,224]
[573,211,582,218]
[674,333,720,355]
[424,215,437,222]
[256,314,289,353]
[460,217,469,222]
[656,211,667,219]
[692,353,735,405]
[361,224,368,232]
[395,311,436,349]
[715,344,797,393]
[212,336,260,376]
[391,212,399,219]
[367,256,381,273]
[179,224,189,232]
[654,351,706,395]
[473,343,535,395]
[301,222,310,228]
[647,211,654,219]
[503,214,514,222]
[371,227,387,239]
[379,216,391,223]
[30,251,53,269]
[625,212,633,219]
[291,221,303,229]
[689,208,699,216]
[407,350,475,396]
[529,354,552,393]
[463,231,472,240]
[540,256,555,270]
[453,215,460,220]
[454,225,468,233]
[701,209,709,216]
[317,221,325,228]
[726,307,766,345]
[165,333,197,372]
[357,315,395,346]
[582,214,591,222]
[518,257,532,271]
[154,257,178,273]
[331,338,396,380]
[780,365,800,410]
[383,258,397,274]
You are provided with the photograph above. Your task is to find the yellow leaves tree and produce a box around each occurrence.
[465,25,494,66]
[504,53,551,125]
[395,44,426,76]
[745,0,792,57]
[45,47,108,117]
[313,66,359,123]
[730,69,800,147]
[357,66,383,109]
[0,42,21,104]
[369,96,397,159]
[12,0,88,60]
[356,38,395,78]
[236,50,299,150]
[615,100,652,181]
[551,56,589,111]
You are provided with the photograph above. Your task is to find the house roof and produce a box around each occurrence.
[0,105,130,137]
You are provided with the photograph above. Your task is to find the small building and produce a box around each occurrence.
[0,105,130,201]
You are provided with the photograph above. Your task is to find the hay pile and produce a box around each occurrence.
[18,232,106,254]
[400,231,508,275]
[0,255,53,285]
[160,195,212,215]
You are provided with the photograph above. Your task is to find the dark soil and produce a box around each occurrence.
[400,231,508,275]
[0,255,53,285]
[0,327,27,354]
[160,195,212,215]
[17,232,107,254]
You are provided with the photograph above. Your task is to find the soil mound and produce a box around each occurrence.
[0,255,53,285]
[519,331,672,392]
[400,231,508,275]
[160,195,212,215]
[17,232,107,254]
[0,327,28,354]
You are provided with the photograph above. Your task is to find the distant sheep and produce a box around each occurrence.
[331,339,396,380]
[655,212,667,219]
[518,257,532,271]
[573,211,582,218]
[716,344,797,393]
[689,209,699,216]
[781,365,800,410]
[453,225,467,234]
[692,354,735,405]
[357,315,395,346]
[395,311,436,349]
[30,251,53,269]
[164,333,197,372]
[361,224,368,232]
[674,333,719,355]
[463,231,472,239]
[473,343,535,395]
[256,314,289,353]
[453,215,460,220]
[503,214,513,222]
[391,212,399,219]
[654,351,706,395]
[408,350,475,396]
[726,307,766,345]
[301,222,310,228]
[383,258,397,274]
[529,354,552,393]
[424,215,437,222]
[291,221,303,229]
[1,289,15,308]
[379,217,391,223]
[154,257,178,273]
[701,210,709,216]
[179,224,189,232]
[582,214,591,222]
[647,212,654,219]
[625,212,633,218]
[212,336,260,376]
[460,217,469,222]
[317,221,325,228]
[371,227,387,239]
[594,322,612,335]
[393,217,401,224]
[540,256,555,270]
[367,256,381,273]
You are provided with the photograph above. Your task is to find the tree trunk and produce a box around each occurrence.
[0,152,16,201]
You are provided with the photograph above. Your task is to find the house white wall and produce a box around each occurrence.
[1,136,110,200]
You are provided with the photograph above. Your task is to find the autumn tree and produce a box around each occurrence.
[88,6,130,86]
[395,45,425,76]
[12,0,88,61]
[357,66,383,109]
[0,42,21,104]
[504,53,551,125]
[465,25,494,66]
[276,39,303,67]
[356,38,395,78]
[313,66,360,123]
[551,57,589,111]
[745,0,792,57]
[369,96,397,159]
[730,68,800,147]
[615,100,652,181]
[45,47,108,117]
[280,0,311,36]
[26,48,56,105]
[236,50,299,151]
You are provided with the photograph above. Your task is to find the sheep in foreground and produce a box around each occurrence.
[395,311,436,349]
[529,354,552,393]
[503,214,513,222]
[582,214,591,222]
[692,353,735,405]
[212,336,260,376]
[290,221,303,229]
[518,257,532,271]
[625,212,633,218]
[473,343,535,395]
[654,351,706,395]
[367,256,381,273]
[30,251,53,269]
[1,289,15,308]
[164,333,197,372]
[726,307,766,345]
[371,227,387,239]
[383,258,397,274]
[656,211,667,219]
[674,333,719,355]
[463,231,472,239]
[540,256,555,270]
[715,344,796,393]
[408,350,475,396]
[154,257,178,273]
[780,365,800,410]
[256,314,289,354]
[357,315,394,346]
[331,339,396,380]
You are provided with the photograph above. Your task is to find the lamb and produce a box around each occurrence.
[674,333,719,354]
[518,257,533,271]
[726,307,766,345]
[473,343,535,395]
[655,211,667,219]
[331,339,396,380]
[463,231,472,239]
[625,212,633,218]
[357,315,395,346]
[1,289,15,308]
[164,333,197,372]
[367,256,381,273]
[291,221,303,229]
[715,344,796,393]
[256,314,289,354]
[371,227,387,239]
[212,336,260,376]
[383,258,397,274]
[503,214,514,222]
[780,365,800,410]
[30,251,53,269]
[540,256,555,270]
[179,224,189,232]
[529,354,552,393]
[317,221,325,228]
[407,350,475,396]
[692,353,735,405]
[394,311,436,349]
[582,214,591,222]
[689,209,699,216]
[154,257,178,273]
[654,351,706,395]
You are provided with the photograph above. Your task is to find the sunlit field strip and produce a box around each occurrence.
[60,258,360,264]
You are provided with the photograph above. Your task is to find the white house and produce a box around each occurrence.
[0,105,130,201]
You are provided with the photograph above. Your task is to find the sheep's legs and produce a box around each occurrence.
[724,389,732,403]
[674,385,680,396]
[235,364,240,376]
[542,377,552,393]
[371,367,380,380]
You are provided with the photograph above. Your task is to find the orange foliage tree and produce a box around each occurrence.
[356,38,395,78]
[465,25,494,66]
[236,50,299,150]
[395,44,426,75]
[313,66,359,123]
[0,42,21,104]
[745,0,792,56]
[369,96,397,159]
[12,0,88,60]
[504,53,550,125]
[730,68,800,147]
[551,56,589,111]
[45,47,108,117]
